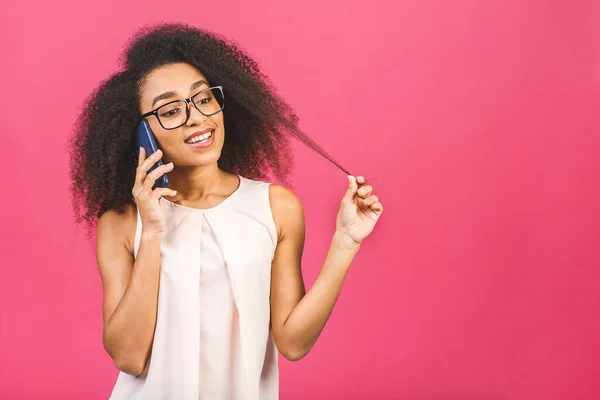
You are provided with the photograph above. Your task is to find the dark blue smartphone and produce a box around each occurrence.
[137,120,169,189]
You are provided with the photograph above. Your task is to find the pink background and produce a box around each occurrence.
[1,0,599,399]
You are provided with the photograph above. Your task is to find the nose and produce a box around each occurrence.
[185,100,207,126]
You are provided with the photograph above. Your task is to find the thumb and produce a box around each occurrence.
[342,175,358,204]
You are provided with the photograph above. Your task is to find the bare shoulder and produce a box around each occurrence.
[268,184,305,239]
[96,202,138,256]
[268,184,304,218]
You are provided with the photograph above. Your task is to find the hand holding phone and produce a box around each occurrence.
[137,120,169,189]
[132,147,177,234]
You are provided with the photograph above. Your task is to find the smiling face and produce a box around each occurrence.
[139,62,225,167]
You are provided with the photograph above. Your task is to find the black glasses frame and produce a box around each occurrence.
[140,85,225,130]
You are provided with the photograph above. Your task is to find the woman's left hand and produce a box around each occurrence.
[336,175,383,246]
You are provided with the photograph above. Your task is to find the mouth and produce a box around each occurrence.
[184,129,215,148]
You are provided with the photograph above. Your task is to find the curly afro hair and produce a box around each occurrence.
[69,22,351,239]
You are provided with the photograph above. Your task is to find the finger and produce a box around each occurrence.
[342,175,359,204]
[135,149,163,192]
[143,162,174,191]
[357,176,365,185]
[139,149,163,173]
[138,147,146,166]
[362,194,379,207]
[142,163,173,194]
[134,147,147,195]
[357,185,372,198]
[371,201,383,212]
[136,150,164,189]
[150,187,178,200]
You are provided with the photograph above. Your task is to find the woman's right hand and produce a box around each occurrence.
[132,147,177,235]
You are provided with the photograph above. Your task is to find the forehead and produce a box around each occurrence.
[141,62,207,99]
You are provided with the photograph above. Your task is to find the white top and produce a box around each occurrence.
[109,175,279,400]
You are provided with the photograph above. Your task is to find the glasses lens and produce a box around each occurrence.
[193,87,224,116]
[157,101,187,129]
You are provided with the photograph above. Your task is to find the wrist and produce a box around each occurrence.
[333,230,361,252]
[141,230,163,240]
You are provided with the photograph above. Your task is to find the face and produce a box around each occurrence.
[139,62,225,167]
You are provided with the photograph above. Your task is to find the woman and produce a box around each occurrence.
[69,22,383,400]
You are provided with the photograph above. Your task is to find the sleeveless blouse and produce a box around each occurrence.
[108,175,280,400]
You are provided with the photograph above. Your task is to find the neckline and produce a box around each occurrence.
[160,174,245,213]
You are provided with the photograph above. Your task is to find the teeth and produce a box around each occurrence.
[186,131,212,144]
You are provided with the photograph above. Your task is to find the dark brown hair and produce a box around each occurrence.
[68,22,348,238]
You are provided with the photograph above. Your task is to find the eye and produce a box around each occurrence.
[160,109,179,118]
[196,96,212,105]
[158,103,184,118]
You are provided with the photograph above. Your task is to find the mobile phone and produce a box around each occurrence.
[137,120,169,189]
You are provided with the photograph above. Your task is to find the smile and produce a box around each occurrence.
[185,130,214,148]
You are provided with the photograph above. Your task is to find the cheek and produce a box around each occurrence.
[149,122,173,146]
[214,113,225,128]
[156,134,180,149]
[153,128,183,157]
[214,116,225,141]
[149,118,166,134]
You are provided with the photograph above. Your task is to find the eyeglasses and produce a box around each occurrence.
[140,86,225,130]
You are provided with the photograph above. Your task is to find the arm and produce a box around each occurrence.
[97,148,176,376]
[96,207,161,376]
[269,176,383,361]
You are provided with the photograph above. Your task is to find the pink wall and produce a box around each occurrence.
[1,0,599,399]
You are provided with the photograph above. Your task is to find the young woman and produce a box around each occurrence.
[69,22,383,400]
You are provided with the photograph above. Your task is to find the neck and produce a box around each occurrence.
[166,163,234,201]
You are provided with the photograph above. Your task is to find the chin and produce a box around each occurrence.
[184,147,222,167]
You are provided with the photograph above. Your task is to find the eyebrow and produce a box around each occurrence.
[151,80,209,108]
